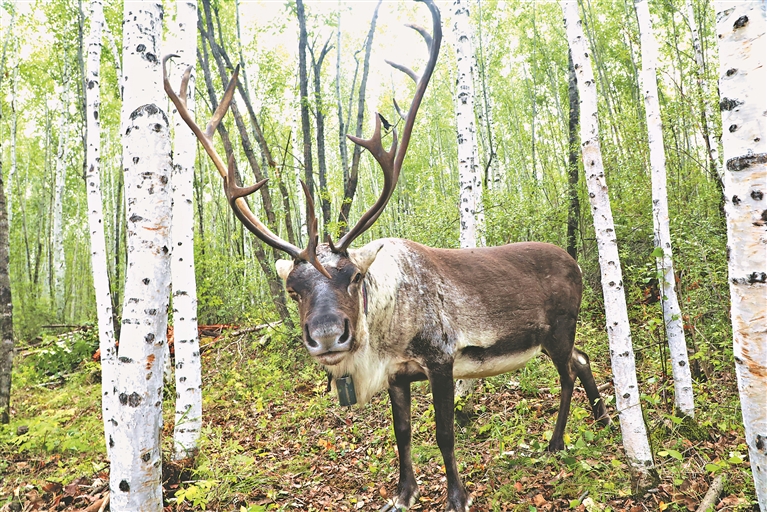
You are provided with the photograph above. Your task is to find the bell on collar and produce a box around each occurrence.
[336,375,357,406]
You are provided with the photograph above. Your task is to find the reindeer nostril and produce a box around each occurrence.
[338,319,351,345]
[304,324,319,348]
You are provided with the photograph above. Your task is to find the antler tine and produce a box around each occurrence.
[222,154,306,259]
[164,54,319,268]
[405,23,433,50]
[385,59,419,84]
[297,181,332,279]
[163,54,228,180]
[333,114,398,252]
[331,0,441,253]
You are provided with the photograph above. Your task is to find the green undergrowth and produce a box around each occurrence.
[0,316,758,511]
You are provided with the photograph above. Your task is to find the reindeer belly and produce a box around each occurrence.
[453,344,541,379]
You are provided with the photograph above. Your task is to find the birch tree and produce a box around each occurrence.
[52,66,71,319]
[634,0,695,418]
[167,0,203,461]
[84,0,117,456]
[714,2,766,507]
[452,0,485,399]
[0,11,15,424]
[562,0,657,490]
[453,0,484,250]
[109,2,171,509]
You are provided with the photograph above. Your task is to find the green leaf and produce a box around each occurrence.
[651,247,664,258]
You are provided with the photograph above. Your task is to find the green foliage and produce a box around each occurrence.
[26,328,98,381]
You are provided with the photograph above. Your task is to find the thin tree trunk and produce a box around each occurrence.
[168,0,203,461]
[686,0,724,195]
[85,0,118,457]
[296,0,314,219]
[112,170,123,339]
[310,38,334,234]
[109,3,170,509]
[562,0,657,491]
[103,19,123,97]
[337,0,382,234]
[52,63,71,320]
[475,0,498,190]
[0,146,12,425]
[335,12,350,192]
[566,50,580,260]
[635,0,695,418]
[8,64,17,226]
[714,3,766,508]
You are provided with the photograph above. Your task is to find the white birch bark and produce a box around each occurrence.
[168,0,203,461]
[562,0,656,489]
[110,3,170,510]
[634,0,695,418]
[714,3,766,507]
[85,0,118,459]
[453,0,485,250]
[52,70,71,319]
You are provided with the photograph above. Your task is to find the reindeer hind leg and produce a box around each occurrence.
[572,348,611,427]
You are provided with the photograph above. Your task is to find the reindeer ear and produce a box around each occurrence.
[348,241,384,274]
[275,259,294,281]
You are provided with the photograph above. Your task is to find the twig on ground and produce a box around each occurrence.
[695,474,725,512]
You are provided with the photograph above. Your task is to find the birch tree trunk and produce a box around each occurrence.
[8,65,16,226]
[85,0,118,457]
[52,68,71,319]
[634,0,695,418]
[452,0,485,399]
[453,0,485,250]
[714,3,766,507]
[168,0,203,461]
[562,0,657,490]
[566,50,580,260]
[0,154,12,425]
[109,3,170,510]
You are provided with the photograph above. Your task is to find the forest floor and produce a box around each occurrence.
[0,322,759,512]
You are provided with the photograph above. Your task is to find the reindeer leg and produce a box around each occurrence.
[572,348,611,427]
[545,316,578,452]
[429,365,470,512]
[380,380,419,512]
[549,358,576,452]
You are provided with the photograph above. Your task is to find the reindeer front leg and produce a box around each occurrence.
[381,380,419,511]
[429,364,470,512]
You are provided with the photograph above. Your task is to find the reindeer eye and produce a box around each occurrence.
[286,288,299,301]
[352,273,363,284]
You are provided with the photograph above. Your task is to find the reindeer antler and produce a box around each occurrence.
[330,0,442,253]
[163,55,331,278]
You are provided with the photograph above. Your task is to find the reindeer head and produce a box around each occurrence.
[164,0,441,368]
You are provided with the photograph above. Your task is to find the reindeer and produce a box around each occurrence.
[165,1,610,510]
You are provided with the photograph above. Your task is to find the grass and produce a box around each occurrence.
[0,317,759,511]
